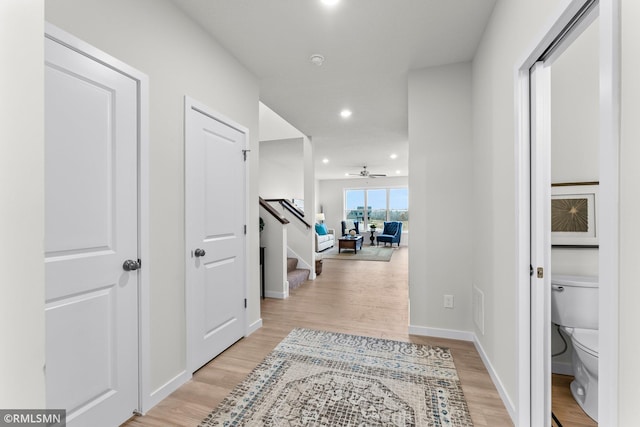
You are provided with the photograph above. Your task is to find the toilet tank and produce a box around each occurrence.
[550,275,599,329]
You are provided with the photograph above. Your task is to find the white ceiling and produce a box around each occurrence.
[172,0,497,180]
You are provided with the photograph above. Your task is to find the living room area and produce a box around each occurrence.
[316,178,408,249]
[259,102,409,296]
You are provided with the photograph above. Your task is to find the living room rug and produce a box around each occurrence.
[199,328,474,426]
[321,245,395,262]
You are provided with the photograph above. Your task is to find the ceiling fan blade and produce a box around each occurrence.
[370,174,386,177]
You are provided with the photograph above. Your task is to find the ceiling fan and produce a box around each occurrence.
[348,165,386,178]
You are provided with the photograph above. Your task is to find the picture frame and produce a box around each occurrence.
[551,182,599,247]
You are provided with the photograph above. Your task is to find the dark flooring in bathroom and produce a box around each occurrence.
[552,374,598,426]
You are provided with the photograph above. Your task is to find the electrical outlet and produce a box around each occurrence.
[444,294,454,309]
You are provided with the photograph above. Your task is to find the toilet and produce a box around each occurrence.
[550,275,599,422]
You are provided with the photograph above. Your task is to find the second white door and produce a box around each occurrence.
[185,98,247,372]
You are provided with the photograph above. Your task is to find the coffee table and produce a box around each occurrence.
[338,235,363,254]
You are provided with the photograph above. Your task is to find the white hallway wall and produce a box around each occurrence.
[619,0,640,422]
[408,62,474,336]
[0,0,46,407]
[259,138,304,200]
[46,0,261,404]
[471,0,570,414]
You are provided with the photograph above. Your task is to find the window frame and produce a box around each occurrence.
[343,186,408,231]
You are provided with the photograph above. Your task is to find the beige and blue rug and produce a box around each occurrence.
[199,328,473,426]
[321,245,395,262]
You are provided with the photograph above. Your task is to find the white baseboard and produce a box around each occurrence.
[142,319,265,413]
[552,360,573,376]
[247,318,262,336]
[473,337,517,424]
[408,324,516,425]
[265,290,288,299]
[141,369,191,414]
[408,324,475,342]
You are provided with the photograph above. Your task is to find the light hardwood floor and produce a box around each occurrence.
[552,374,597,427]
[124,246,513,426]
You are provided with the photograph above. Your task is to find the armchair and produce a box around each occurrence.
[376,221,402,247]
[341,220,360,236]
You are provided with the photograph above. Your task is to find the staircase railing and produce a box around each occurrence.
[264,198,311,229]
[259,197,290,225]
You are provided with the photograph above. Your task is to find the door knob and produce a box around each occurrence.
[123,259,140,271]
[194,248,206,257]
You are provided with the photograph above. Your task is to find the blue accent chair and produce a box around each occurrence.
[376,221,402,247]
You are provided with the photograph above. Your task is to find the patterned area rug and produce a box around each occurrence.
[321,245,395,262]
[199,328,474,426]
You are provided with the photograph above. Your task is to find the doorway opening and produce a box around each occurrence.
[515,0,620,425]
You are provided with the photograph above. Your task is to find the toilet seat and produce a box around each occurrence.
[570,328,598,358]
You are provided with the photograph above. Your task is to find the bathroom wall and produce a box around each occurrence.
[549,17,599,371]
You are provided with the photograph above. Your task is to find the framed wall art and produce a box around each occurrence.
[551,182,599,247]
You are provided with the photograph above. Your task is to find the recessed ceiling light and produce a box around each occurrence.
[321,0,340,6]
[345,173,350,176]
[390,153,398,159]
[322,158,329,164]
[340,109,352,118]
[396,170,401,174]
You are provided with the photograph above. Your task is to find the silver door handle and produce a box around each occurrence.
[123,259,140,271]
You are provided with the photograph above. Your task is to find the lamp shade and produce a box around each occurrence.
[316,213,325,222]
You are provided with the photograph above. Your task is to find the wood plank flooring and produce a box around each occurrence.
[124,246,515,426]
[552,374,597,427]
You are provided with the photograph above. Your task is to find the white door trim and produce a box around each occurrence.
[596,1,620,423]
[44,23,151,414]
[513,0,620,425]
[529,61,552,427]
[183,95,250,372]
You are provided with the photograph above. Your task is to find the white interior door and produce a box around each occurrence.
[45,35,139,427]
[185,98,246,372]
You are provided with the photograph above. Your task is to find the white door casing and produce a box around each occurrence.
[529,61,552,427]
[185,97,247,372]
[44,31,140,427]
